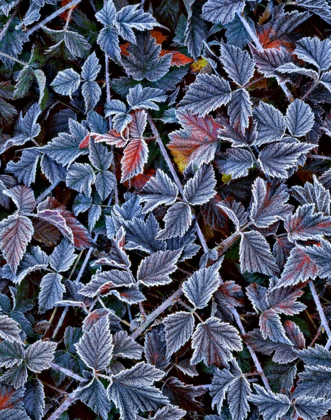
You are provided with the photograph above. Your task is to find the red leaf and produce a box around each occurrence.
[0,215,34,272]
[37,198,93,249]
[168,110,220,171]
[121,138,148,183]
[0,385,22,409]
[95,130,128,148]
[79,133,91,149]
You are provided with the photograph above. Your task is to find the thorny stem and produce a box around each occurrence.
[27,0,81,36]
[309,281,331,341]
[308,153,331,162]
[236,11,294,102]
[231,308,271,391]
[131,288,184,340]
[48,392,78,420]
[49,362,84,382]
[36,181,61,204]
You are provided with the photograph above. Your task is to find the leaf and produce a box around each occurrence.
[24,379,45,420]
[127,85,167,110]
[0,215,34,273]
[6,149,40,187]
[292,175,330,216]
[0,409,31,420]
[115,4,159,44]
[294,365,331,399]
[144,328,169,371]
[82,81,101,113]
[0,364,28,390]
[299,344,331,367]
[239,231,279,276]
[149,405,186,420]
[227,376,251,420]
[191,317,242,366]
[162,377,205,412]
[49,239,76,273]
[302,239,331,279]
[250,178,293,228]
[220,43,255,87]
[137,249,181,287]
[277,246,319,287]
[210,368,236,414]
[227,88,252,133]
[249,385,291,420]
[295,36,331,70]
[284,204,331,242]
[163,311,195,357]
[38,273,65,313]
[25,340,57,373]
[122,32,172,82]
[107,362,168,420]
[75,377,111,420]
[3,185,35,213]
[112,331,143,360]
[42,119,88,167]
[81,268,134,298]
[259,310,292,345]
[258,141,313,178]
[183,164,216,205]
[51,68,81,97]
[253,101,286,146]
[216,148,253,179]
[183,260,222,309]
[202,0,245,24]
[0,315,21,343]
[64,30,90,59]
[286,99,315,137]
[140,169,178,213]
[98,26,121,62]
[76,316,113,371]
[250,45,293,81]
[168,109,220,169]
[179,74,232,117]
[0,384,24,410]
[156,202,192,240]
[0,341,24,368]
[184,6,207,60]
[124,214,166,254]
[121,138,148,182]
[294,396,331,420]
[218,199,248,231]
[81,52,101,82]
[66,163,95,197]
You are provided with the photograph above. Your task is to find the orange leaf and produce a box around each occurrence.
[151,30,168,44]
[120,43,130,56]
[131,168,156,189]
[160,50,193,67]
[121,138,148,182]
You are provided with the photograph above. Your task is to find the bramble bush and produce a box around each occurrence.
[1,0,331,419]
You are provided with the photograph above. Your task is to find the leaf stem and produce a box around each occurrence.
[47,392,78,420]
[27,0,81,36]
[35,180,61,204]
[230,307,272,391]
[49,362,84,381]
[308,154,331,162]
[309,281,331,341]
